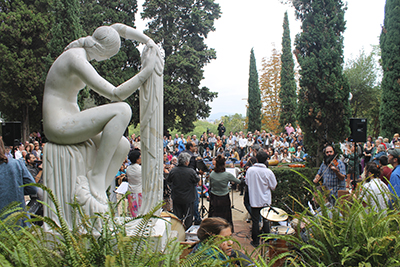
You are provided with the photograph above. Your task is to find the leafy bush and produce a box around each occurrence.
[270,167,319,212]
[261,173,400,267]
[0,184,254,267]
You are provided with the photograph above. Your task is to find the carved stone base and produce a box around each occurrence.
[43,140,108,229]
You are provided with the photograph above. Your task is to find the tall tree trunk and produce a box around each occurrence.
[22,104,29,142]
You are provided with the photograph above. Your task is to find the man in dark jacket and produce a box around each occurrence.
[217,122,226,138]
[167,152,200,229]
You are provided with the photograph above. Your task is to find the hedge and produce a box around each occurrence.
[269,166,319,213]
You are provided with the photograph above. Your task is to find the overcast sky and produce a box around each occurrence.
[137,0,386,120]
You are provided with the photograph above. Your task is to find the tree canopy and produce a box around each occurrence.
[294,0,351,164]
[344,49,381,137]
[279,11,297,129]
[0,0,52,141]
[380,0,400,138]
[247,48,262,133]
[142,0,221,133]
[260,47,281,134]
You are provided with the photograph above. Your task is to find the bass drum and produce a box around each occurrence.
[161,211,186,242]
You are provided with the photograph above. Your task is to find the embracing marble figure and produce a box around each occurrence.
[42,23,164,228]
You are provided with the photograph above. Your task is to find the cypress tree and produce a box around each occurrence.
[279,11,297,129]
[247,48,262,133]
[142,0,220,133]
[379,0,400,137]
[294,0,351,164]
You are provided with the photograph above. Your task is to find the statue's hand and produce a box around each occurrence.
[146,39,157,48]
[143,40,164,75]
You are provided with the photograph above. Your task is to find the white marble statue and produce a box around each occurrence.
[42,24,163,227]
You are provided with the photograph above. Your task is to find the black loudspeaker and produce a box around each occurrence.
[349,118,367,143]
[1,121,21,147]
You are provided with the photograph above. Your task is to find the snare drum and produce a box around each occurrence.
[269,226,295,267]
[161,212,186,242]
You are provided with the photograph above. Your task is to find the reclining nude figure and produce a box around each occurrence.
[43,23,163,206]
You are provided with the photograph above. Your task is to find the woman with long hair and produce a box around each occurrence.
[359,162,390,212]
[190,217,253,266]
[208,155,241,231]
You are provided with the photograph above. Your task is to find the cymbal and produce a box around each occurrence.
[260,207,288,222]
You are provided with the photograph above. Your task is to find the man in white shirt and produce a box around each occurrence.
[238,133,247,159]
[245,151,277,247]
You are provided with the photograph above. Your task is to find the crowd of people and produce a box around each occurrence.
[114,122,302,247]
[4,124,400,259]
[158,122,307,166]
[314,134,400,213]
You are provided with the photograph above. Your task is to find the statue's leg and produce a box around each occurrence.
[46,102,132,202]
[92,135,130,190]
[88,103,131,201]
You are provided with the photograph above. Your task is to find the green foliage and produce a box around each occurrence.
[379,0,400,138]
[0,0,52,138]
[248,48,262,133]
[217,113,247,135]
[142,0,221,133]
[130,119,219,140]
[262,174,400,266]
[279,11,297,129]
[129,114,246,140]
[47,0,85,59]
[344,49,381,137]
[0,184,260,266]
[294,0,351,165]
[270,167,318,212]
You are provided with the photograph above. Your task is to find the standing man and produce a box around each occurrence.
[217,121,226,138]
[167,152,199,229]
[208,133,217,157]
[184,141,202,224]
[245,151,277,247]
[313,145,346,204]
[387,149,400,203]
[238,133,247,159]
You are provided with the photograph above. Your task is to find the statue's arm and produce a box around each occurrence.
[111,23,151,44]
[71,48,157,102]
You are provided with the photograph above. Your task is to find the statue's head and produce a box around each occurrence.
[65,26,121,61]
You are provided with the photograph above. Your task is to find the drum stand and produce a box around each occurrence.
[199,173,209,219]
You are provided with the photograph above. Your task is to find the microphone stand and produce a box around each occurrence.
[231,172,244,213]
[231,181,244,213]
[199,173,209,219]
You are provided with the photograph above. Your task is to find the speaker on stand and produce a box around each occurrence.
[349,118,367,143]
[349,118,367,189]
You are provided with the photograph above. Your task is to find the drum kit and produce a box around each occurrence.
[260,206,294,267]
